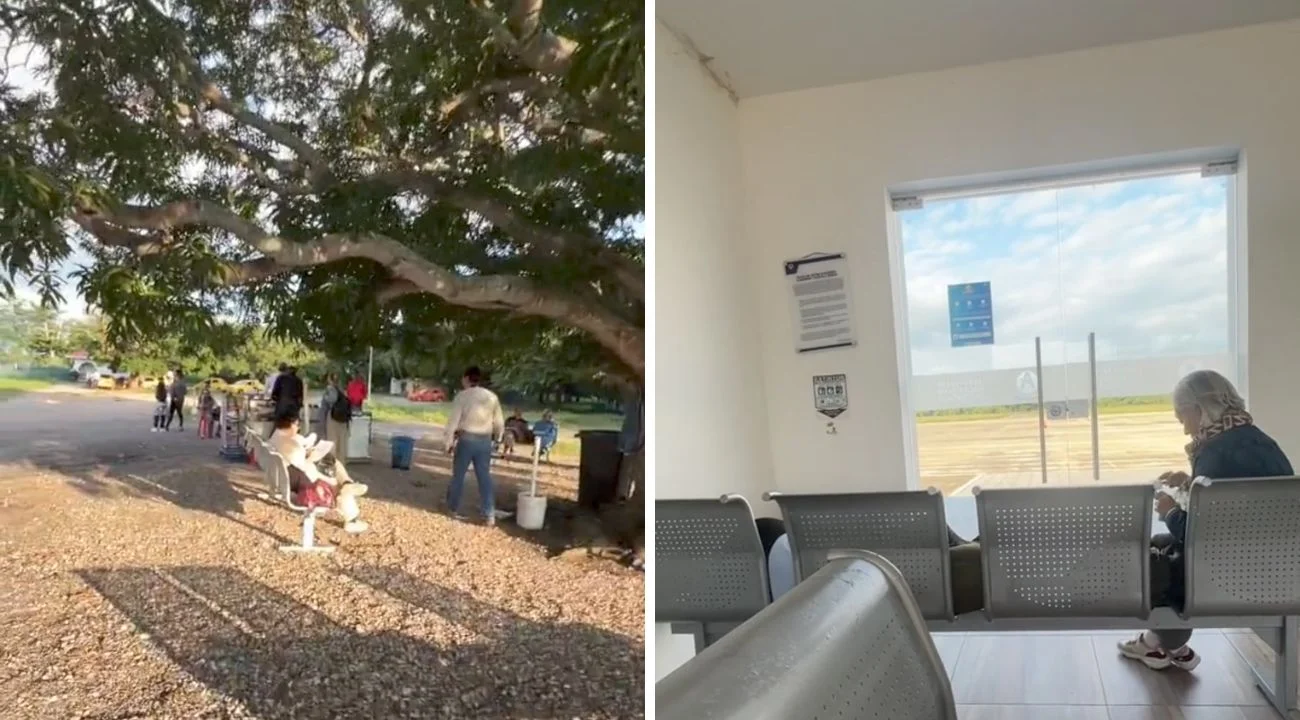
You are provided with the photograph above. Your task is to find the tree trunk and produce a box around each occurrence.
[600,445,644,556]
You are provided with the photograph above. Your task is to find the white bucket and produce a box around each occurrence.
[516,492,548,530]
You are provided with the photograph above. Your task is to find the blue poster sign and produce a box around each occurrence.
[948,282,994,347]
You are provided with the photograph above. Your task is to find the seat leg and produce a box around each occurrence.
[280,511,335,554]
[1282,616,1299,719]
[1253,616,1299,718]
[668,622,708,655]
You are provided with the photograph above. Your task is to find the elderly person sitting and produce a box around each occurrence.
[501,408,533,456]
[533,411,559,460]
[268,412,370,534]
[1118,369,1293,672]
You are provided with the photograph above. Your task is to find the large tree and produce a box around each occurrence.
[0,0,644,381]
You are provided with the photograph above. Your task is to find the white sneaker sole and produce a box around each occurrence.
[1118,644,1172,670]
[1171,654,1201,671]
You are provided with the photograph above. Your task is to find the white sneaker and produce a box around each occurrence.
[1169,646,1201,671]
[1118,633,1172,670]
[151,428,158,433]
[338,483,368,497]
[344,520,369,534]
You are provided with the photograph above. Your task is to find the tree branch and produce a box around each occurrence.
[71,199,644,375]
[471,0,578,76]
[132,0,330,184]
[441,186,644,300]
[367,169,644,301]
[438,76,547,127]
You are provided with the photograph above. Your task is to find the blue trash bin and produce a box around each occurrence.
[391,435,415,470]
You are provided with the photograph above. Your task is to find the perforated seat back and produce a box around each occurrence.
[976,484,1153,618]
[655,496,769,624]
[656,551,957,720]
[769,490,953,619]
[1184,476,1300,616]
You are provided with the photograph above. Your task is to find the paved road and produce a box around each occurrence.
[0,388,211,477]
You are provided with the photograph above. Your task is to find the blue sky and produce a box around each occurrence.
[900,172,1230,376]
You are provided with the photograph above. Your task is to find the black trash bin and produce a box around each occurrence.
[577,430,623,509]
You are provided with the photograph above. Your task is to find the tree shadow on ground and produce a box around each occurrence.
[3,431,295,546]
[349,441,619,559]
[6,424,622,561]
[77,565,643,719]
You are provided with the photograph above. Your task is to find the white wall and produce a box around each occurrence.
[737,20,1300,495]
[655,22,776,679]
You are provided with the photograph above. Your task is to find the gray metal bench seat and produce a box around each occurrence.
[763,480,1300,718]
[655,495,770,652]
[657,550,957,720]
[764,488,954,620]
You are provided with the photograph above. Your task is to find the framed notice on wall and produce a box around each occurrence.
[784,253,856,353]
[813,374,849,418]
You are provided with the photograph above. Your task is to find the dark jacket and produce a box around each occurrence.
[272,372,305,414]
[170,377,188,402]
[1159,424,1292,609]
[1164,424,1294,542]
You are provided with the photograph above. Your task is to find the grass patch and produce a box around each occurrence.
[0,375,56,401]
[368,401,450,427]
[367,397,623,458]
[915,395,1173,424]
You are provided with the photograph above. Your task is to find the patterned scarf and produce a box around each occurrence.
[1185,409,1254,461]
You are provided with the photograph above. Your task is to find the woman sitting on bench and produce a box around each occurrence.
[268,412,370,534]
[1118,369,1293,672]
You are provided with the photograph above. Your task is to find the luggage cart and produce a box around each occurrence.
[219,393,248,461]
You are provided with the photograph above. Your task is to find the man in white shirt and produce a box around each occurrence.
[443,366,504,525]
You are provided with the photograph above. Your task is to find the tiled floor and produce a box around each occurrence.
[932,629,1288,719]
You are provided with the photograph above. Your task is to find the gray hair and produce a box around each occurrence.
[1173,370,1245,428]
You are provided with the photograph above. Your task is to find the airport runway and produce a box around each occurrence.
[915,411,1187,494]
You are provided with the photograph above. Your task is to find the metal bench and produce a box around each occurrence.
[656,495,770,652]
[1183,476,1300,715]
[764,488,953,620]
[760,480,1300,717]
[656,549,957,720]
[974,484,1153,619]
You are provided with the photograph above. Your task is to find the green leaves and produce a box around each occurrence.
[2,0,644,380]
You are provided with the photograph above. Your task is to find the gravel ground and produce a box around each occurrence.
[0,390,644,719]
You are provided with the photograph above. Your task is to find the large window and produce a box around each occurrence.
[890,163,1241,495]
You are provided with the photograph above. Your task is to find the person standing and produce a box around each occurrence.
[271,365,304,420]
[151,377,169,432]
[443,366,504,525]
[346,372,368,411]
[165,371,188,431]
[265,363,286,396]
[320,372,351,463]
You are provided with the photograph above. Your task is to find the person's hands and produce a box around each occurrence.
[1158,471,1191,489]
[1155,491,1178,517]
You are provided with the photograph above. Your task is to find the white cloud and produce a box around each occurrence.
[901,179,1231,377]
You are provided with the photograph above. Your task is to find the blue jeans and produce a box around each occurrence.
[446,433,495,517]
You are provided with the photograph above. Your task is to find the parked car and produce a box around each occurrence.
[91,373,127,390]
[221,378,262,395]
[407,387,447,402]
[204,377,231,394]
